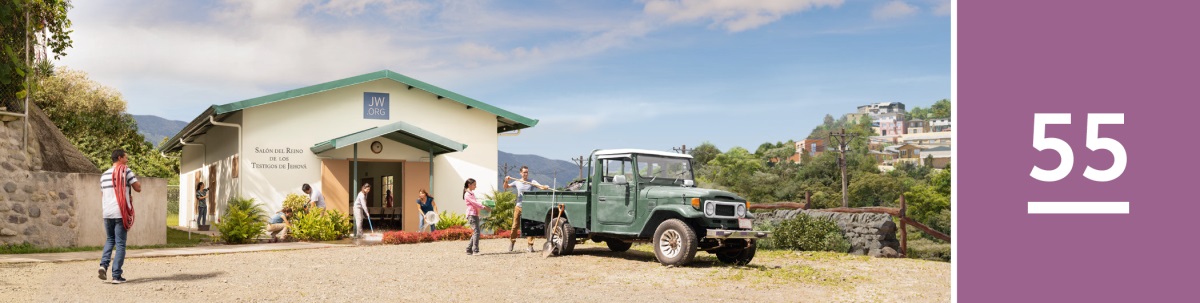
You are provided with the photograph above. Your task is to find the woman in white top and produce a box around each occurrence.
[353,183,371,238]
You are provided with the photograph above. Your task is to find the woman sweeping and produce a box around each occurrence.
[353,183,371,238]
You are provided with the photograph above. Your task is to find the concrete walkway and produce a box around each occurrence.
[0,242,348,264]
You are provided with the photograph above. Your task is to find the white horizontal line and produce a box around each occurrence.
[1027,202,1129,214]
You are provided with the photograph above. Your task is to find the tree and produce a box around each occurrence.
[823,114,835,128]
[708,147,764,198]
[689,142,721,167]
[907,106,930,120]
[904,183,950,235]
[32,66,178,178]
[1,0,73,110]
[848,173,904,207]
[931,165,951,196]
[754,142,775,157]
[930,99,951,119]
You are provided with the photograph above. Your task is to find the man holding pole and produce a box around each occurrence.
[505,166,549,252]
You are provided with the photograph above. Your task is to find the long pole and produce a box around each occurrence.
[353,143,358,211]
[829,128,856,208]
[23,8,30,156]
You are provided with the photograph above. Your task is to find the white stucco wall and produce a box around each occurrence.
[177,113,243,227]
[175,79,500,219]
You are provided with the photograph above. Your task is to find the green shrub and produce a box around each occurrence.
[752,220,780,250]
[482,190,516,232]
[282,193,309,212]
[289,209,353,241]
[215,197,266,244]
[770,214,850,252]
[435,211,468,230]
[906,238,951,262]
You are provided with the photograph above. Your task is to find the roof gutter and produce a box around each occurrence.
[178,138,206,164]
[498,129,521,137]
[209,115,241,197]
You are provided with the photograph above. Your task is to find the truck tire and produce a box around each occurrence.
[653,219,698,266]
[548,217,576,255]
[606,240,632,252]
[716,245,757,265]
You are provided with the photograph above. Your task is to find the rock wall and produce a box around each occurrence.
[1,116,166,247]
[755,209,901,257]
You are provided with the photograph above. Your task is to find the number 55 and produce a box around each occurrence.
[1030,113,1126,182]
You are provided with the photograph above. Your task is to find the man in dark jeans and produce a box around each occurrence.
[98,149,141,284]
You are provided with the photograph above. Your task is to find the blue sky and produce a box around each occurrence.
[56,0,950,162]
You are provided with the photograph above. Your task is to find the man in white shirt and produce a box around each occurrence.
[505,166,549,252]
[302,183,326,209]
[98,149,141,284]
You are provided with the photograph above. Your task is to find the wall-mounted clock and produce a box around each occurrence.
[371,141,383,154]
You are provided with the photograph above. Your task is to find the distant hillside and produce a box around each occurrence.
[133,115,188,147]
[498,151,582,187]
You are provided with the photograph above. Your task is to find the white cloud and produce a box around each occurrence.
[931,0,951,16]
[872,1,918,20]
[314,0,430,17]
[642,0,844,32]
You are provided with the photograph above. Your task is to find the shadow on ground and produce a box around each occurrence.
[126,271,225,284]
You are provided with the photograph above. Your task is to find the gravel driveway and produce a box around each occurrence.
[0,239,949,302]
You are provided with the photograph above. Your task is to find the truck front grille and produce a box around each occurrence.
[715,204,735,217]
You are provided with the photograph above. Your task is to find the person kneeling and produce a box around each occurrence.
[267,208,293,243]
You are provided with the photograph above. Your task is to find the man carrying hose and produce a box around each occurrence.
[505,166,549,252]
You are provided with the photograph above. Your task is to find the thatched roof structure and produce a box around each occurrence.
[27,102,100,174]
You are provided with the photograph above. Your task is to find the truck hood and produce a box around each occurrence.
[641,186,745,202]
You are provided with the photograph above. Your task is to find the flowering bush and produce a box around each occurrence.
[433,227,473,241]
[489,229,513,239]
[383,231,432,244]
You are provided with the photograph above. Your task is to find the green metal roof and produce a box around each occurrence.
[159,69,536,153]
[212,70,537,130]
[310,120,467,156]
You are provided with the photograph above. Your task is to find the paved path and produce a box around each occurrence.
[0,242,347,264]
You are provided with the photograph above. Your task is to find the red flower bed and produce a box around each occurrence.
[490,230,513,239]
[433,227,473,241]
[382,231,434,244]
[383,227,500,245]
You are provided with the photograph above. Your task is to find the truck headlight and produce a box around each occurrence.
[704,202,715,217]
[736,204,746,218]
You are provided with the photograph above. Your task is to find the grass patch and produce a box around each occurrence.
[710,264,861,288]
[1,228,215,254]
[167,213,179,227]
[905,238,950,262]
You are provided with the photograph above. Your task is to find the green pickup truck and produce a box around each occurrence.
[520,149,770,266]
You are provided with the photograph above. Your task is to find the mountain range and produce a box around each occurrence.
[133,115,188,147]
[133,115,578,183]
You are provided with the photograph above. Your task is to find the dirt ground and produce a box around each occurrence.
[0,239,950,302]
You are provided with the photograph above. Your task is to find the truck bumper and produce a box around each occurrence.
[706,229,770,239]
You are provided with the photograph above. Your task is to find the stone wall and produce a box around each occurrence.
[755,209,901,257]
[1,117,166,247]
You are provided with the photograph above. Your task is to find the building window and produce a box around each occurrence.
[383,176,394,207]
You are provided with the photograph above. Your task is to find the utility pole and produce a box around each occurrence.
[571,155,586,180]
[828,128,858,208]
[672,144,688,154]
[499,162,515,181]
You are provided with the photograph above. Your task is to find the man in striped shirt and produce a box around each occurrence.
[98,149,141,284]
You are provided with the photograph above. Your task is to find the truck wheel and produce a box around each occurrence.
[548,217,576,255]
[716,245,757,265]
[653,219,698,266]
[606,240,632,252]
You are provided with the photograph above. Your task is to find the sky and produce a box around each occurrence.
[55,0,950,162]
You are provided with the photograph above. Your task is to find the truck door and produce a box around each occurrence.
[596,158,636,225]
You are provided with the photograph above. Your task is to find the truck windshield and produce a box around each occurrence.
[636,155,693,184]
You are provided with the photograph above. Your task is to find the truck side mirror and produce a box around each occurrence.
[613,174,628,185]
